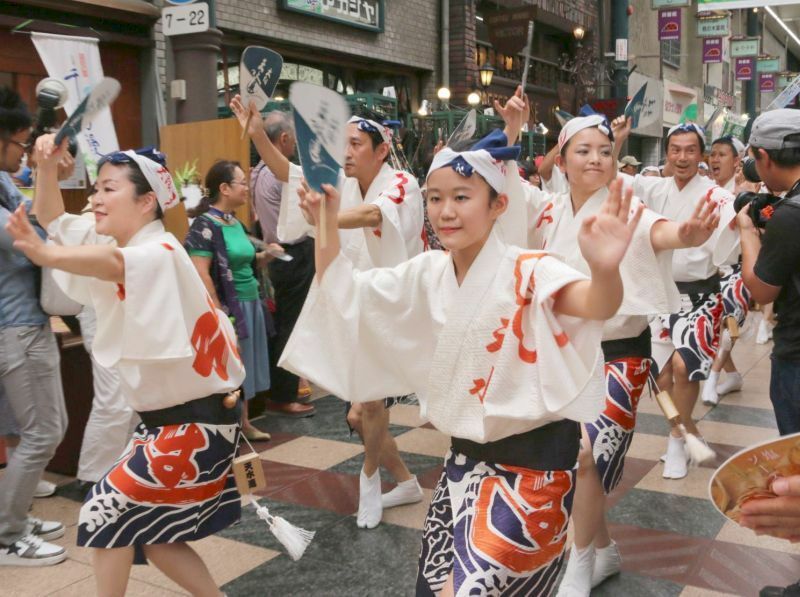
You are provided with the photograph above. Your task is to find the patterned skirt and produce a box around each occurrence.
[720,264,751,328]
[416,450,575,596]
[77,418,241,562]
[652,292,723,382]
[585,357,652,494]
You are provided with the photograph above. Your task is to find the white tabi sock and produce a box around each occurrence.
[382,476,423,509]
[716,372,743,395]
[556,544,595,597]
[702,371,720,405]
[357,468,383,530]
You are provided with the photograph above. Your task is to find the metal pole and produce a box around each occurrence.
[745,8,758,116]
[611,0,629,100]
[441,0,450,89]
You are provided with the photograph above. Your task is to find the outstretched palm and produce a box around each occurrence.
[677,196,719,247]
[229,94,262,138]
[578,179,643,272]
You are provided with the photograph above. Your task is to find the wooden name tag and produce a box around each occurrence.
[233,452,266,495]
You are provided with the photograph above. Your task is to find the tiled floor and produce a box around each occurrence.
[5,314,798,596]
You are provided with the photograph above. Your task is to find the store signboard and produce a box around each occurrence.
[697,0,796,11]
[697,16,729,37]
[757,58,781,73]
[280,0,384,32]
[735,57,755,81]
[702,38,723,64]
[652,0,690,7]
[778,73,797,88]
[731,38,760,57]
[659,9,681,42]
[760,73,776,93]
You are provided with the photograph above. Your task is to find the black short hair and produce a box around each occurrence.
[0,87,32,136]
[362,128,390,163]
[752,137,800,168]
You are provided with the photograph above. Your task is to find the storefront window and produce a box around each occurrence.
[661,39,681,68]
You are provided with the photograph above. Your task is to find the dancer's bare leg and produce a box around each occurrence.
[670,352,700,436]
[92,546,134,597]
[143,543,222,597]
[570,428,606,550]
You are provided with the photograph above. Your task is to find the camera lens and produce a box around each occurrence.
[742,156,761,183]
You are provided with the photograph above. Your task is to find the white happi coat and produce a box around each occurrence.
[630,173,739,278]
[503,177,680,341]
[279,230,606,443]
[278,162,424,270]
[47,215,245,412]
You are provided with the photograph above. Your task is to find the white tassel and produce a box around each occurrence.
[251,498,315,561]
[679,425,717,465]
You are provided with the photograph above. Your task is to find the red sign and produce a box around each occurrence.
[760,73,776,93]
[735,57,754,82]
[703,38,722,64]
[658,8,681,42]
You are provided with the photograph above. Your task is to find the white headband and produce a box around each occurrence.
[558,115,612,151]
[119,150,180,212]
[348,116,391,144]
[428,147,509,193]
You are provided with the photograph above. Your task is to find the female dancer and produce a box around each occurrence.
[7,136,244,597]
[280,130,642,595]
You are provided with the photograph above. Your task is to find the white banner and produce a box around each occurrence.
[32,32,120,184]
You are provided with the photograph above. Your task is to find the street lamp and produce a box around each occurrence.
[479,62,495,90]
[573,26,586,47]
[467,92,481,107]
[437,87,451,101]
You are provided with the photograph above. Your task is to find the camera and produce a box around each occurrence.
[741,156,761,183]
[29,78,78,157]
[733,191,782,229]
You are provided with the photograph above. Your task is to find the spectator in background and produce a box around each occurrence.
[0,87,68,567]
[519,158,541,188]
[618,155,641,176]
[698,161,711,178]
[185,160,278,440]
[641,165,661,177]
[250,111,315,417]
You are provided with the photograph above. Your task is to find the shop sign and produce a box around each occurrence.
[280,0,384,33]
[734,57,754,81]
[759,73,776,93]
[778,73,796,88]
[663,81,698,126]
[757,58,781,73]
[697,16,729,37]
[659,9,681,42]
[697,0,797,11]
[731,37,760,57]
[483,6,536,56]
[162,2,209,36]
[652,0,690,7]
[702,38,722,63]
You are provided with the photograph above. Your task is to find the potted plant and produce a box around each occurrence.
[174,159,202,211]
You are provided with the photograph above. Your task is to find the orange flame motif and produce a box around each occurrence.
[190,296,241,380]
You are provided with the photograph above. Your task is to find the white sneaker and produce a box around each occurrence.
[26,517,65,541]
[34,480,57,498]
[0,533,66,566]
[356,468,382,529]
[716,372,743,396]
[556,544,595,597]
[702,374,720,406]
[591,541,622,588]
[663,436,688,479]
[756,320,773,344]
[382,476,423,509]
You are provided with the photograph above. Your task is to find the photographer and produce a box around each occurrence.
[738,109,800,436]
[0,87,67,566]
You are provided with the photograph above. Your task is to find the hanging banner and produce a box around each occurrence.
[730,37,760,57]
[659,8,682,42]
[759,73,776,93]
[757,58,781,73]
[628,72,663,137]
[31,32,120,184]
[702,38,723,63]
[734,57,755,81]
[697,16,729,37]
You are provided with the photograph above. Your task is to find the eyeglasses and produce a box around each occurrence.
[5,138,32,152]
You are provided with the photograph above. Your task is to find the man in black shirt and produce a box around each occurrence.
[739,109,800,436]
